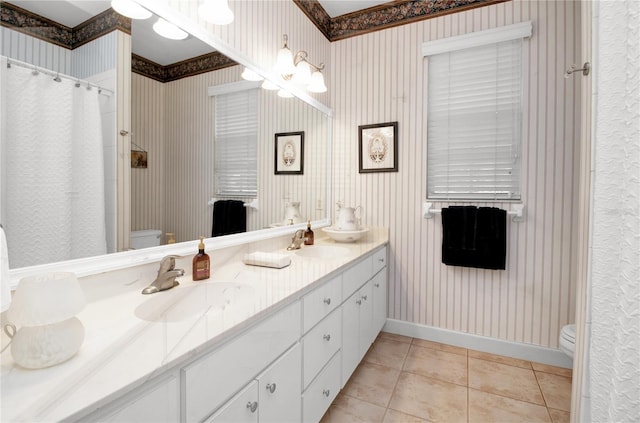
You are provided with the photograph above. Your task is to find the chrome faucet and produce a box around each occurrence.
[287,229,306,250]
[141,255,185,295]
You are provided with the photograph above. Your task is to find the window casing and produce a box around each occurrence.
[424,22,531,201]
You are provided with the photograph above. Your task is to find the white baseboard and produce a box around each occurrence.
[383,318,573,369]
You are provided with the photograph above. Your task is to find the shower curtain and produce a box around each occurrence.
[0,59,107,268]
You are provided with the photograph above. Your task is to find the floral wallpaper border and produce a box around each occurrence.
[132,52,238,83]
[294,0,509,41]
[0,2,130,49]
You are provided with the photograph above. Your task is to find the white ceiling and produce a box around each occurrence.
[8,0,390,65]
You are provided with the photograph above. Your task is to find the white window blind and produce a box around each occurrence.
[426,38,523,201]
[214,88,258,197]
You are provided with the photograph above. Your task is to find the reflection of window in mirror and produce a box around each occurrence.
[213,87,259,197]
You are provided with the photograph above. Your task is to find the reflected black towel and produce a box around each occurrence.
[212,200,246,237]
[442,206,506,270]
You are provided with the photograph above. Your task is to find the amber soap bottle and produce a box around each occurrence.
[304,220,314,245]
[192,236,210,281]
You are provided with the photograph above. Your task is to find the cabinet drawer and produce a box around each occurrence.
[303,275,342,334]
[303,308,341,389]
[302,352,341,423]
[101,374,179,423]
[205,380,259,423]
[372,246,387,275]
[342,255,372,299]
[183,301,301,422]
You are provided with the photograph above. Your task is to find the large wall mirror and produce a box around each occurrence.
[0,0,331,282]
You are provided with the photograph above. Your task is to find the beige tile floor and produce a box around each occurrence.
[321,332,572,423]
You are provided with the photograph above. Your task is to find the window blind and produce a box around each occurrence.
[214,88,258,197]
[426,38,523,200]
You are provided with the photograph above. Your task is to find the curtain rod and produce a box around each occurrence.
[3,56,114,97]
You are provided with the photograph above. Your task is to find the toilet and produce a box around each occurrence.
[131,230,162,249]
[559,324,576,359]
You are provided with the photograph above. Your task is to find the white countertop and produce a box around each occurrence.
[0,229,388,422]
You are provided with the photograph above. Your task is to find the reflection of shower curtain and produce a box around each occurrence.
[0,60,107,268]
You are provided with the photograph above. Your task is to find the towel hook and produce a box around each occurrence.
[565,62,590,78]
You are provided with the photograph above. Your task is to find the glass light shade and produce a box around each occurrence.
[241,67,263,82]
[198,0,234,25]
[261,80,280,90]
[110,0,152,19]
[153,18,188,40]
[277,89,294,98]
[7,272,86,326]
[292,60,312,86]
[275,47,296,76]
[307,71,327,93]
[1,227,10,312]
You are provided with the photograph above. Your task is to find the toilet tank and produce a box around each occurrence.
[131,230,162,249]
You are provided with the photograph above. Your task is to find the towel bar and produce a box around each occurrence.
[422,202,524,222]
[208,198,259,210]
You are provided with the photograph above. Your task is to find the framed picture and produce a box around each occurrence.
[275,131,304,174]
[131,150,148,168]
[358,121,398,173]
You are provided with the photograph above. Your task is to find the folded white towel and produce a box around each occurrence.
[243,252,291,269]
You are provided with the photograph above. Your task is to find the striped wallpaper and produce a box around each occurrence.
[330,0,581,348]
[131,65,329,243]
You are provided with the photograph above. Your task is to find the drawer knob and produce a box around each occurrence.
[378,258,385,263]
[323,333,331,341]
[362,295,368,301]
[374,283,380,288]
[323,297,331,305]
[323,389,331,397]
[356,299,362,305]
[266,383,277,394]
[246,401,258,413]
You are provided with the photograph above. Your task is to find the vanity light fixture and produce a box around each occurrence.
[274,34,327,94]
[110,0,152,20]
[261,80,280,90]
[4,272,86,369]
[277,89,294,98]
[198,0,234,25]
[153,18,188,40]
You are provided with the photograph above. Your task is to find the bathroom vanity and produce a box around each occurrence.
[0,229,388,422]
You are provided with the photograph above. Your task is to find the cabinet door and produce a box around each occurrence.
[206,381,259,423]
[358,282,374,361]
[371,270,387,338]
[341,287,363,388]
[258,343,302,423]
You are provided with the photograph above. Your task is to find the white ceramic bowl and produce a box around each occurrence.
[322,227,369,243]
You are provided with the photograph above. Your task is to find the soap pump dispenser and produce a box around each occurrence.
[304,220,314,245]
[192,236,210,281]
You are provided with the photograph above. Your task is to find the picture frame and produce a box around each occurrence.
[358,121,398,173]
[275,131,304,175]
[131,150,148,169]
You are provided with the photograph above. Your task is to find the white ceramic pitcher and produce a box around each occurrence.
[282,201,303,225]
[335,202,362,231]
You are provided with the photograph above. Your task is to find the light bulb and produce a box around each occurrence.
[199,0,234,25]
[261,80,279,90]
[292,60,312,86]
[307,71,327,93]
[277,89,294,98]
[110,0,152,20]
[241,67,263,82]
[153,18,188,40]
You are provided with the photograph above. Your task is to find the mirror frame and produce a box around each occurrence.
[7,0,333,288]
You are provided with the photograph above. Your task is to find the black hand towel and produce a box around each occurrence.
[212,200,247,237]
[442,206,506,270]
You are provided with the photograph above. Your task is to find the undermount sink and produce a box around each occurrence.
[295,245,350,260]
[135,282,254,322]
